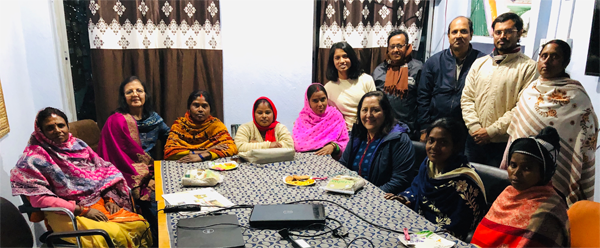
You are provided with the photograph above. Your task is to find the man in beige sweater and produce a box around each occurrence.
[460,13,537,167]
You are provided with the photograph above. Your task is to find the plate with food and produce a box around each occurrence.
[210,161,238,171]
[283,175,316,186]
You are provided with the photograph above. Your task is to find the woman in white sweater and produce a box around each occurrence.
[234,97,294,152]
[324,42,376,131]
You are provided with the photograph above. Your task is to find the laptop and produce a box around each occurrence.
[177,214,245,248]
[249,204,326,229]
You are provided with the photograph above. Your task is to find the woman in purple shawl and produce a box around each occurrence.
[293,83,349,159]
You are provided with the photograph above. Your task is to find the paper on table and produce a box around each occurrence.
[162,188,234,214]
[398,230,455,248]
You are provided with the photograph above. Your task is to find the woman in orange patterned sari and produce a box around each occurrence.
[472,127,569,247]
[164,90,237,162]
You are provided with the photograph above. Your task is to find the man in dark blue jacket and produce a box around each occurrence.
[417,16,485,141]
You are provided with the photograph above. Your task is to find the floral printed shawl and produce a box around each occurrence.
[293,83,349,153]
[501,78,598,206]
[10,117,132,211]
[399,155,486,240]
[164,112,237,159]
[471,184,570,247]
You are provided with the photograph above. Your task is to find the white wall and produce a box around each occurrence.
[221,0,314,132]
[0,0,71,242]
[429,0,472,55]
[565,0,600,201]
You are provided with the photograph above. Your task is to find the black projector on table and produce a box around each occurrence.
[249,204,326,229]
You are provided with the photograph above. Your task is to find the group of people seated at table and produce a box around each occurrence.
[8,12,596,248]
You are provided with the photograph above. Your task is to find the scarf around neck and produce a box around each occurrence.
[253,97,279,142]
[164,111,235,159]
[384,44,413,98]
[492,47,521,64]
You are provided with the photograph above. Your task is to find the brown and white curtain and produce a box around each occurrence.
[87,0,222,127]
[314,0,427,84]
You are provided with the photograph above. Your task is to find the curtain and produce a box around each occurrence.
[471,0,489,36]
[0,80,8,138]
[314,0,427,84]
[87,0,222,127]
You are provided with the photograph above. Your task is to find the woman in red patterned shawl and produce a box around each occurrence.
[471,127,569,247]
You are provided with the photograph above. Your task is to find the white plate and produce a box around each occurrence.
[209,161,239,171]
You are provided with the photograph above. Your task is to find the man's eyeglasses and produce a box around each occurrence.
[493,29,518,37]
[389,43,408,50]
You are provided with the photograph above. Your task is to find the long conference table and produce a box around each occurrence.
[155,153,476,247]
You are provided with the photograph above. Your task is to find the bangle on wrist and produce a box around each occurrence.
[330,142,339,153]
[197,152,206,161]
[79,206,90,216]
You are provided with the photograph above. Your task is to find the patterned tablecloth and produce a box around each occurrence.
[160,153,476,247]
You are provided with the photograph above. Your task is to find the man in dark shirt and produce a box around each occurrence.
[417,16,485,142]
[372,29,423,140]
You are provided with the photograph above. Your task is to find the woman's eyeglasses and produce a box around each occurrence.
[125,89,145,96]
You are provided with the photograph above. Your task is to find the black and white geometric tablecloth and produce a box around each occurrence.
[160,153,475,247]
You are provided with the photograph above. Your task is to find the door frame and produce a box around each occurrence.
[50,0,77,121]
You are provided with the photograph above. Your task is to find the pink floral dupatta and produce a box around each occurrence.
[293,83,349,153]
[97,112,154,201]
[10,116,132,211]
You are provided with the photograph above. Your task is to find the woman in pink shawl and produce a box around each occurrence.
[10,107,152,247]
[97,77,158,243]
[293,83,349,159]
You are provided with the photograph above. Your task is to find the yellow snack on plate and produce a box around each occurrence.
[284,175,315,186]
[210,162,238,171]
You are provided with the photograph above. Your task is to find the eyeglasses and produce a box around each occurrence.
[125,89,145,96]
[389,43,408,50]
[493,29,518,37]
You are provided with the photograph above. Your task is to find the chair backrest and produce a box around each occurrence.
[69,119,101,151]
[471,162,510,207]
[230,124,241,138]
[0,197,34,247]
[411,141,427,174]
[568,200,600,247]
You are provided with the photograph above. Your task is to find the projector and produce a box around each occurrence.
[249,204,327,229]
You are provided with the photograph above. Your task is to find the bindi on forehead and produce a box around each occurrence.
[44,114,65,125]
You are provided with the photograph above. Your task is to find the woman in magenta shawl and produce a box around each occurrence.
[97,77,159,242]
[293,83,349,159]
